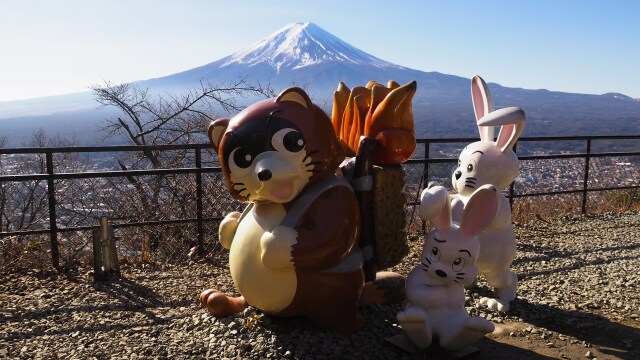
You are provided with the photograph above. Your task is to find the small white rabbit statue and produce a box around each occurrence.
[422,75,526,312]
[398,184,498,351]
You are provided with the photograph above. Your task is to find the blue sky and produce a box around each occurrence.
[1,0,638,101]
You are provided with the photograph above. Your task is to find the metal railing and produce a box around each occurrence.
[1,135,638,268]
[0,143,220,268]
[410,135,640,213]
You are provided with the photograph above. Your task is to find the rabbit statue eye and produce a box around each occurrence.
[452,257,466,272]
[430,247,441,262]
[466,159,477,173]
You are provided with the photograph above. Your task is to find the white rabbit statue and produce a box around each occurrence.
[426,75,525,312]
[398,184,498,351]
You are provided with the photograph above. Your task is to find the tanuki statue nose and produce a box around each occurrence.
[257,169,272,182]
[454,170,462,180]
[435,270,447,278]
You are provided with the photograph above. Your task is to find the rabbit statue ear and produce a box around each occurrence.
[460,185,499,236]
[477,107,526,152]
[471,75,495,142]
[431,196,452,230]
[419,185,451,230]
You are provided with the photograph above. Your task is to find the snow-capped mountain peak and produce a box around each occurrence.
[220,22,403,72]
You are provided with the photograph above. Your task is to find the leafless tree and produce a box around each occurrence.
[90,78,275,261]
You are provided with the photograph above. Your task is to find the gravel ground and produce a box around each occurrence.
[1,212,639,359]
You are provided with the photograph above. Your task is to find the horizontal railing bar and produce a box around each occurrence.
[407,184,640,206]
[0,216,226,238]
[513,185,640,198]
[1,135,638,155]
[406,151,640,164]
[0,143,213,155]
[405,158,456,164]
[0,229,51,237]
[512,189,588,197]
[110,217,224,229]
[586,185,640,192]
[416,135,640,144]
[0,167,222,182]
[53,167,220,180]
[518,135,640,142]
[0,174,50,182]
[519,151,640,161]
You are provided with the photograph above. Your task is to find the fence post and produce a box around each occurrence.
[195,147,204,255]
[509,142,517,210]
[421,141,431,231]
[423,141,430,187]
[581,138,592,214]
[45,152,60,269]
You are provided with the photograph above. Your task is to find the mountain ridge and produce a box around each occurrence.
[1,22,638,146]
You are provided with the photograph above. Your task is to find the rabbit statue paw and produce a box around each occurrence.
[397,306,433,348]
[399,184,499,351]
[479,270,518,311]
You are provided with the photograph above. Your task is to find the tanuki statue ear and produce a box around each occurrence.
[276,87,314,110]
[208,118,229,152]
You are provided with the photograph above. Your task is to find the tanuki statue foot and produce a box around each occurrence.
[360,271,406,305]
[199,289,247,316]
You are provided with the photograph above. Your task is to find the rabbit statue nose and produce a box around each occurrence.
[435,270,448,278]
[454,170,462,180]
[257,169,272,182]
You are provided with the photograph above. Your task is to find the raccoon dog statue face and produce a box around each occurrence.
[208,87,345,204]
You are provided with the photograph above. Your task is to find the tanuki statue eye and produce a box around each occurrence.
[272,128,305,153]
[231,148,252,169]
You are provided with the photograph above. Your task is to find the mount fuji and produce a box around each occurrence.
[144,22,442,98]
[1,22,639,146]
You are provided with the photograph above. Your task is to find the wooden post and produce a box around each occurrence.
[353,136,377,282]
[92,228,105,281]
[92,216,120,281]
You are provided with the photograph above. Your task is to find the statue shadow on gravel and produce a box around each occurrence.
[508,298,639,360]
[240,303,559,360]
[514,242,640,272]
[3,276,190,342]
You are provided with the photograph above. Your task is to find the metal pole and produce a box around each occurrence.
[421,141,430,231]
[581,138,592,214]
[46,152,60,269]
[423,141,430,187]
[195,147,204,255]
[509,142,517,210]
